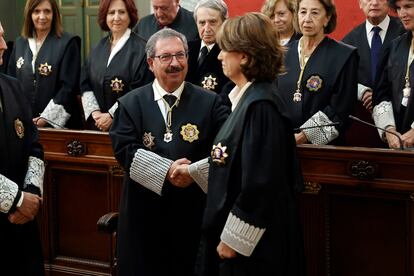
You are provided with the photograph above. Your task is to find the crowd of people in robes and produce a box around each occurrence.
[1,0,414,275]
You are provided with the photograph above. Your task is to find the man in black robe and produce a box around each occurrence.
[134,0,199,42]
[109,28,228,276]
[0,22,45,276]
[186,0,230,97]
[342,0,404,147]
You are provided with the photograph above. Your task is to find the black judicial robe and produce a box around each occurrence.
[374,31,414,134]
[0,73,44,276]
[110,82,228,276]
[80,32,153,120]
[186,40,230,95]
[277,37,358,144]
[197,82,305,276]
[134,6,199,41]
[342,16,404,147]
[7,32,82,128]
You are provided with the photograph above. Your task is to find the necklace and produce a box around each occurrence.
[293,38,310,102]
[402,39,414,107]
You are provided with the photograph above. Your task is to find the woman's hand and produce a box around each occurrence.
[295,131,308,145]
[217,241,237,259]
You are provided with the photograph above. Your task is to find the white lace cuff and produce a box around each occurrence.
[108,102,119,118]
[130,149,173,195]
[358,83,371,101]
[24,156,45,195]
[188,158,209,193]
[0,174,19,213]
[40,99,71,128]
[301,111,339,145]
[81,91,100,120]
[220,212,266,257]
[373,101,395,138]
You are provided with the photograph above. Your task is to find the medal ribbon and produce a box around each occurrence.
[402,40,414,106]
[293,38,310,102]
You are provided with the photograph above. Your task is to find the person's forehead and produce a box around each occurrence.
[152,0,175,7]
[155,37,184,52]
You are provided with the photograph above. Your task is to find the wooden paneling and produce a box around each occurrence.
[38,130,414,276]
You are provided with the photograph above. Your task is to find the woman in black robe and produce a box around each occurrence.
[277,0,358,145]
[8,0,82,129]
[172,12,305,276]
[80,0,153,131]
[372,0,414,149]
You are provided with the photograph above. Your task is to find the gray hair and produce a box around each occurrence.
[193,0,229,22]
[145,28,188,58]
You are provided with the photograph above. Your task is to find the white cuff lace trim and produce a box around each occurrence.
[301,111,339,145]
[188,158,209,193]
[81,91,100,120]
[0,174,19,213]
[40,99,71,128]
[373,101,395,138]
[358,83,371,101]
[24,156,45,196]
[108,102,119,118]
[130,149,173,195]
[220,212,266,257]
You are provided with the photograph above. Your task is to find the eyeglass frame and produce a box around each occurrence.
[152,51,189,64]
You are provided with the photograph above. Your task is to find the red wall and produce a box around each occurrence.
[226,0,367,40]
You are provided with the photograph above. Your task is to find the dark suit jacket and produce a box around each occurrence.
[342,16,404,147]
[186,39,230,94]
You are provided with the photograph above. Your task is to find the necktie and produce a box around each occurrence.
[371,26,382,81]
[163,94,177,107]
[198,46,208,67]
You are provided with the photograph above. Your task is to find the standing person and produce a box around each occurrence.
[80,0,153,131]
[186,0,231,96]
[0,22,45,276]
[342,0,404,147]
[372,0,414,149]
[109,28,228,276]
[173,12,305,276]
[8,0,82,129]
[262,0,301,45]
[134,0,199,41]
[277,0,359,145]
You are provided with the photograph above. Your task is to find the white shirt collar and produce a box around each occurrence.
[228,82,253,111]
[200,41,215,52]
[365,15,390,37]
[152,79,185,101]
[107,28,132,67]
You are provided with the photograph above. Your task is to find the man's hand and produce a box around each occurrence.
[167,158,193,188]
[361,90,373,112]
[401,128,414,148]
[8,192,42,224]
[217,241,237,259]
[93,112,112,131]
[385,127,403,149]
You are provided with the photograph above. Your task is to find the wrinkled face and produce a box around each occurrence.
[106,0,131,34]
[272,0,295,35]
[196,7,224,45]
[152,0,179,26]
[0,23,7,66]
[148,36,188,92]
[359,0,389,24]
[32,0,53,34]
[298,0,330,37]
[217,50,244,82]
[396,0,414,31]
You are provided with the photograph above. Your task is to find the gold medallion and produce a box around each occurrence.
[180,123,199,143]
[111,78,124,93]
[38,62,52,76]
[16,57,24,69]
[201,74,218,90]
[14,118,24,139]
[211,142,228,165]
[142,132,155,149]
[306,75,323,92]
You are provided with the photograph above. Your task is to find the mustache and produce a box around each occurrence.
[165,65,183,73]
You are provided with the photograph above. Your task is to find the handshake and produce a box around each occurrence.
[166,158,193,188]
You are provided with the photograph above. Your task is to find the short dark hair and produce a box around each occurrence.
[98,0,138,31]
[216,12,285,82]
[297,0,337,34]
[22,0,63,38]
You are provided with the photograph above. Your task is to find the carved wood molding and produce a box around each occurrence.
[303,182,322,195]
[348,160,378,180]
[66,140,87,157]
[109,165,124,177]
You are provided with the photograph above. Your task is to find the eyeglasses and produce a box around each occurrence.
[153,51,188,64]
